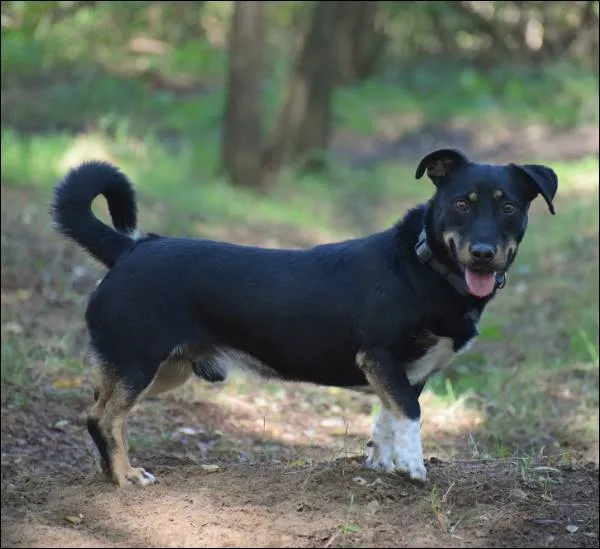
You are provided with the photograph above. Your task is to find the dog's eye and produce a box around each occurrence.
[502,203,517,215]
[455,199,471,213]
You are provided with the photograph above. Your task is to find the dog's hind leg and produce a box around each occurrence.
[87,363,157,487]
[88,354,196,487]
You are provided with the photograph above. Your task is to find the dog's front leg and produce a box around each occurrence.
[357,349,427,482]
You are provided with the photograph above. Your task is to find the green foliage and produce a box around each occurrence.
[1,335,29,389]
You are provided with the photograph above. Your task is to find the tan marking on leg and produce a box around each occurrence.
[95,380,156,487]
[87,350,194,487]
[356,351,394,411]
[108,412,155,487]
[87,364,117,477]
[142,358,193,399]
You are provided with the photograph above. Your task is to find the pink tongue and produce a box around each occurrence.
[465,269,496,298]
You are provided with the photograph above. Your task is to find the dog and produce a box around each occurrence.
[50,148,557,487]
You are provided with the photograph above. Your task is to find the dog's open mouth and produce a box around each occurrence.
[464,268,496,298]
[448,239,497,298]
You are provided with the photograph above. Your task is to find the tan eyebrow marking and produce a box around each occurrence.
[494,189,504,200]
[468,191,478,202]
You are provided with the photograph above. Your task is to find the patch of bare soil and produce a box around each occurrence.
[1,432,598,549]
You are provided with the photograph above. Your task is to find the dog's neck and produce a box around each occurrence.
[416,229,471,297]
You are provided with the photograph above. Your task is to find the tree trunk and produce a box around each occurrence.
[336,2,387,84]
[261,1,343,179]
[220,1,264,188]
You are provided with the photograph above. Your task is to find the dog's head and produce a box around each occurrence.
[415,148,558,298]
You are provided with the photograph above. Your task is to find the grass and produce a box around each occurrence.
[0,335,29,394]
[0,126,424,238]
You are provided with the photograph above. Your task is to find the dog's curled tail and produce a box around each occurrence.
[50,161,139,268]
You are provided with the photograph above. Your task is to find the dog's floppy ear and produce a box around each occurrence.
[511,164,558,215]
[415,148,470,185]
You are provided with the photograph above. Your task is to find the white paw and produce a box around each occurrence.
[365,409,428,482]
[365,408,395,473]
[123,467,157,487]
[365,440,395,473]
[391,418,427,482]
[393,451,427,481]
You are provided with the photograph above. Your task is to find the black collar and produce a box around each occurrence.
[415,229,506,296]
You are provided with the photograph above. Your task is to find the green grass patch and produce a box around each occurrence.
[0,335,29,390]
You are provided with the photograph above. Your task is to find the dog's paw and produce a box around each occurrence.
[365,440,395,473]
[391,419,427,482]
[393,452,428,482]
[120,467,157,487]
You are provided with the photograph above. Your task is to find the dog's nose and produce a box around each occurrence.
[470,243,495,263]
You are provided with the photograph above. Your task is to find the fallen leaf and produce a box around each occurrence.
[286,459,306,468]
[53,419,69,431]
[64,514,83,525]
[566,524,579,534]
[200,464,220,473]
[320,418,344,428]
[16,289,32,301]
[52,378,82,389]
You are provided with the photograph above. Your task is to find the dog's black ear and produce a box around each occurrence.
[415,149,470,185]
[511,164,558,215]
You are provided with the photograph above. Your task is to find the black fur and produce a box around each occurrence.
[51,162,138,268]
[50,150,557,435]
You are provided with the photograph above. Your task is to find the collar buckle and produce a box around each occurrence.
[415,229,433,264]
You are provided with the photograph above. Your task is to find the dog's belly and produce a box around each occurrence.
[194,345,368,387]
[405,334,476,386]
[193,333,477,388]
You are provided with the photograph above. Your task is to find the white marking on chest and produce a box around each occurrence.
[406,334,476,386]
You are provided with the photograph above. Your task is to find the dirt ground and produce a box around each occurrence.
[1,123,599,548]
[1,370,598,549]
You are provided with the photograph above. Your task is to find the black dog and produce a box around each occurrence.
[50,148,557,487]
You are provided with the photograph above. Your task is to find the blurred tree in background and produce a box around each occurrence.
[221,1,264,188]
[1,1,598,186]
